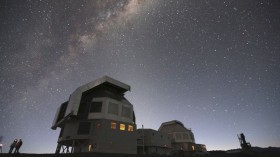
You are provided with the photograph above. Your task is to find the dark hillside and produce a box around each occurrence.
[1,151,280,157]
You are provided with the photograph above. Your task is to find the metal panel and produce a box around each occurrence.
[64,76,131,117]
[51,105,62,130]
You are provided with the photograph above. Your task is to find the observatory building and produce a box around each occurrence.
[137,129,172,155]
[158,120,196,152]
[51,76,137,154]
[136,120,207,155]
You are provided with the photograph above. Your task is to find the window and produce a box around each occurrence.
[122,106,131,118]
[120,124,125,131]
[128,125,133,131]
[183,133,188,139]
[77,122,91,135]
[90,102,102,113]
[108,102,119,115]
[111,122,117,129]
[176,133,182,139]
[88,144,92,152]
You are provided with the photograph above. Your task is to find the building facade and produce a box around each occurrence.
[137,129,172,155]
[51,76,137,154]
[136,120,207,156]
[158,120,196,153]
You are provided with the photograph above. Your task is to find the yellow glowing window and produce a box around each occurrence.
[120,124,125,131]
[111,122,116,129]
[192,145,195,151]
[88,144,92,151]
[128,125,133,131]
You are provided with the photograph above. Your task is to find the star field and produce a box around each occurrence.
[0,0,280,153]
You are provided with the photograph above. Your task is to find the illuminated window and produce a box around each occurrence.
[120,124,125,131]
[111,122,116,129]
[128,125,133,131]
[192,145,195,151]
[88,144,92,151]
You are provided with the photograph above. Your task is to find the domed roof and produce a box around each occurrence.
[158,120,191,133]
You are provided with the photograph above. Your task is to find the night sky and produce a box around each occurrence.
[1,0,280,153]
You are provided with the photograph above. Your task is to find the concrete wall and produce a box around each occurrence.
[58,119,136,154]
[86,119,136,154]
[137,129,172,155]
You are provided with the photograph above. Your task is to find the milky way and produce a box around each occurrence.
[0,0,280,153]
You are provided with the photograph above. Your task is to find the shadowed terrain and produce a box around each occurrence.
[1,151,280,157]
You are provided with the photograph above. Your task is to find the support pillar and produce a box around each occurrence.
[55,143,61,154]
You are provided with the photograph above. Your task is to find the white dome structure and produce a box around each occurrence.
[159,120,196,152]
